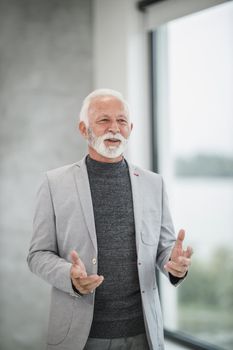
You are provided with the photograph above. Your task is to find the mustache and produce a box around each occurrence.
[101,132,126,142]
[87,129,127,142]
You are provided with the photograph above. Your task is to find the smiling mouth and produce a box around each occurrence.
[105,138,121,143]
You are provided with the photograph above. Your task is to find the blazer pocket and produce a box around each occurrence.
[141,210,161,245]
[47,289,74,345]
[141,230,158,245]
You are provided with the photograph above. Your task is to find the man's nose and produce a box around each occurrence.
[108,120,120,134]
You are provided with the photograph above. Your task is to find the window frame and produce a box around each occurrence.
[149,29,227,350]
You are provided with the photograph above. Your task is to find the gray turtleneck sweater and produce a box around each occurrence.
[86,155,145,339]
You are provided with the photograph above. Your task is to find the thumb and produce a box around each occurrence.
[70,250,79,266]
[170,229,185,260]
[175,229,185,248]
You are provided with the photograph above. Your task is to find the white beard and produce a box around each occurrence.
[87,129,129,159]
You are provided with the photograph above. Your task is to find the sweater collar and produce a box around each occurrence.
[86,155,127,174]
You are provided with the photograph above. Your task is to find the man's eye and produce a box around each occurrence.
[118,119,127,124]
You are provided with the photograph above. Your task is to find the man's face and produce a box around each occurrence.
[79,96,133,163]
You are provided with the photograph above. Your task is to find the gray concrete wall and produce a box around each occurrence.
[0,1,92,349]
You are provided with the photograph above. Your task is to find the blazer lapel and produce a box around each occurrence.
[128,162,143,253]
[74,157,97,253]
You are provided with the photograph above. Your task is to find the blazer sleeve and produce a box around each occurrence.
[156,177,185,286]
[27,174,78,297]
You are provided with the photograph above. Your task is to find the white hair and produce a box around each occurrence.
[79,88,130,126]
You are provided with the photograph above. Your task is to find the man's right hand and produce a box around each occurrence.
[70,250,104,295]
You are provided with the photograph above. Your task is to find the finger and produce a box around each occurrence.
[84,276,104,291]
[184,246,193,258]
[164,265,187,278]
[72,275,104,294]
[165,260,188,274]
[177,256,191,267]
[78,276,104,294]
[79,274,103,287]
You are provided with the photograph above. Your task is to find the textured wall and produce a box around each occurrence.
[0,1,92,349]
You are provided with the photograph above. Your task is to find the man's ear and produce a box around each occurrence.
[79,121,88,139]
[130,122,133,131]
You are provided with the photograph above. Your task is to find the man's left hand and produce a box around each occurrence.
[164,229,193,278]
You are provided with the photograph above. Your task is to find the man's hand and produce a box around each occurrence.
[70,250,104,295]
[164,229,193,278]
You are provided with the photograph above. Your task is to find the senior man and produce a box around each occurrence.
[28,89,192,350]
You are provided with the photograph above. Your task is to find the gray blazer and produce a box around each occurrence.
[28,156,180,350]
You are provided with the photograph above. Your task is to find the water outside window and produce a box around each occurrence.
[157,2,233,349]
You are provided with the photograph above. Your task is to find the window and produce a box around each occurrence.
[151,2,233,349]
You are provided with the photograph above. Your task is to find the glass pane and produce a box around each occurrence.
[160,2,233,350]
